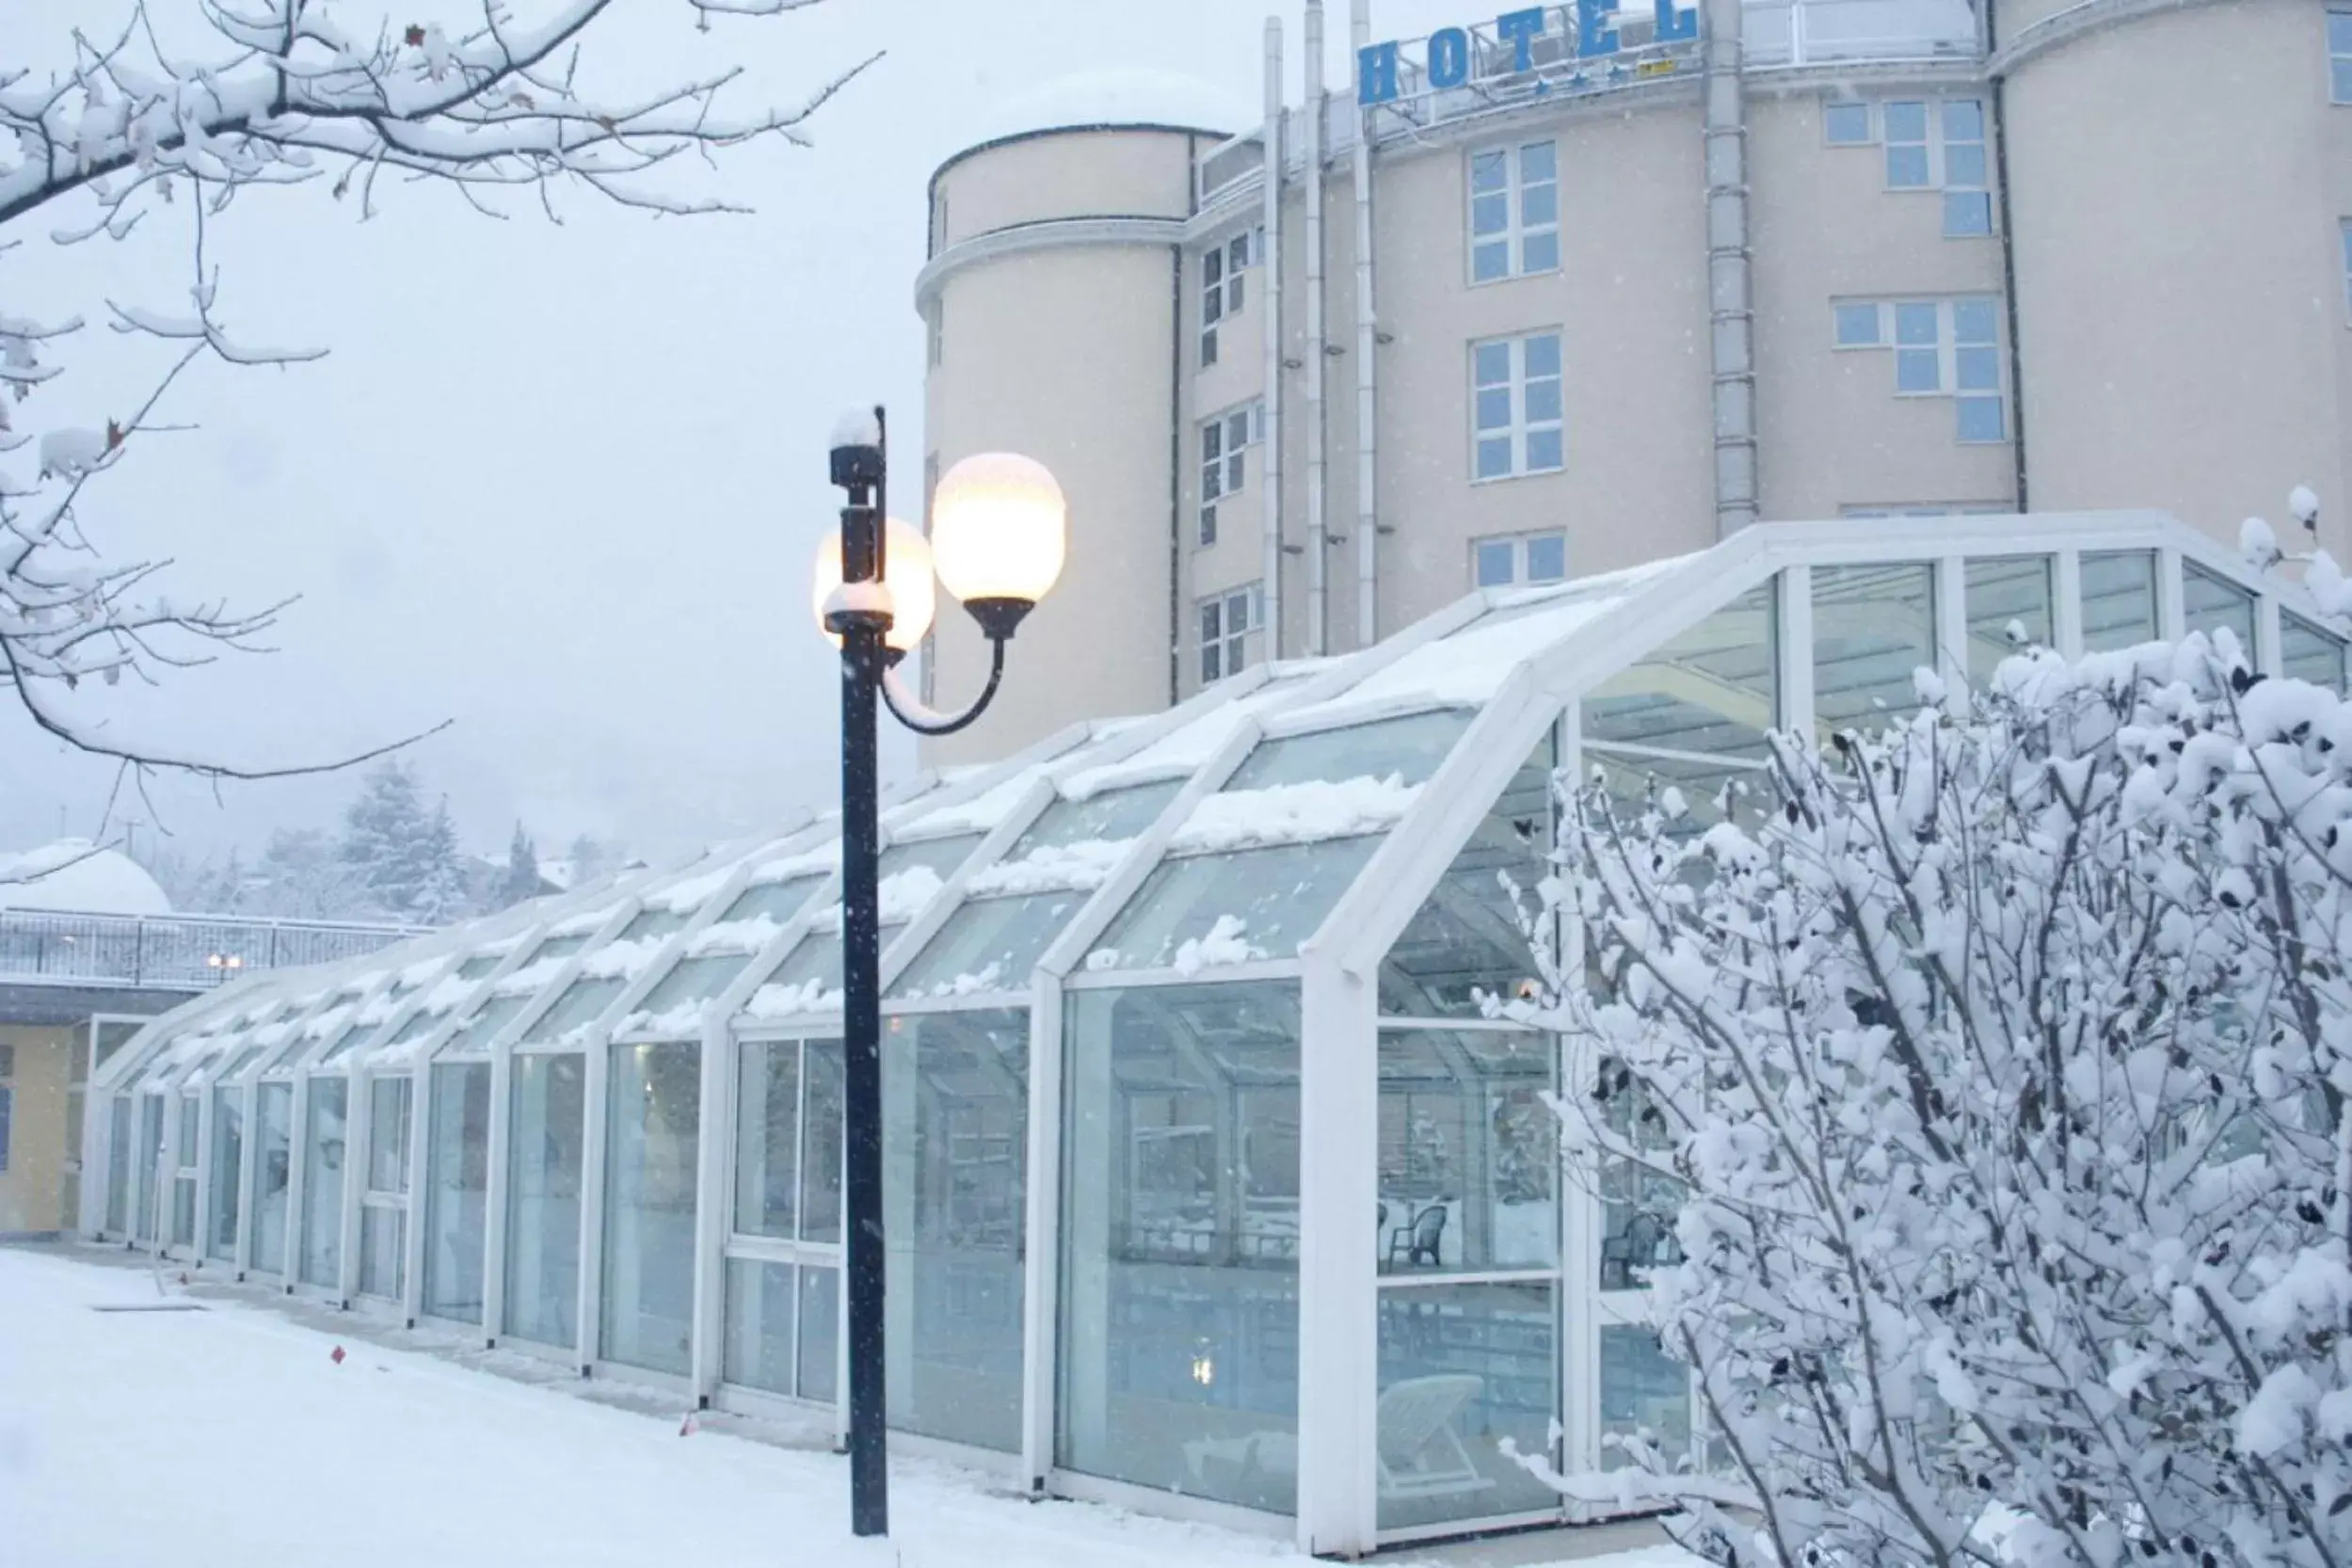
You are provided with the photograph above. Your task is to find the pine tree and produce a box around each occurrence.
[252,828,366,920]
[339,761,440,920]
[410,798,473,925]
[498,823,547,909]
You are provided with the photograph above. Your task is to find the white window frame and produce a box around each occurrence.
[1198,402,1263,547]
[1847,98,1992,237]
[1471,531,1570,588]
[1831,298,2008,445]
[1197,584,1262,683]
[1466,139,1560,284]
[1198,227,1262,367]
[2332,9,2352,104]
[1822,98,1874,146]
[1470,330,1565,482]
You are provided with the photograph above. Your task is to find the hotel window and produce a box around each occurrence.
[1844,98,1992,237]
[1198,402,1262,547]
[925,299,942,367]
[1199,584,1261,683]
[1199,229,1260,367]
[2333,10,2352,104]
[1832,298,2008,444]
[1468,139,1560,283]
[2341,220,2352,320]
[1472,532,1569,588]
[1471,330,1565,480]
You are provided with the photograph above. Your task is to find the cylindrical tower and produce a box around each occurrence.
[916,82,1240,768]
[2001,0,2352,551]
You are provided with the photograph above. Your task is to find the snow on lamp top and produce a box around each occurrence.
[810,516,935,655]
[930,453,1066,610]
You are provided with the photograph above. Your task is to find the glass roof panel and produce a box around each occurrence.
[442,992,530,1057]
[521,974,627,1046]
[2183,560,2256,653]
[1008,780,1184,857]
[1813,562,1935,736]
[456,952,503,982]
[633,953,744,1023]
[719,873,828,925]
[893,889,1090,999]
[1379,732,1556,1017]
[874,833,984,925]
[744,931,843,1019]
[1582,584,1775,760]
[618,907,688,944]
[1224,709,1470,792]
[1091,837,1381,972]
[2283,613,2348,692]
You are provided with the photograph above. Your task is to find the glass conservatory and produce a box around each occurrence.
[83,513,2349,1557]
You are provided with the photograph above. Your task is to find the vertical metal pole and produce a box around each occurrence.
[840,408,890,1538]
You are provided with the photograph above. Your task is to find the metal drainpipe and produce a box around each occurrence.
[1988,0,2029,509]
[1704,0,1757,536]
[1304,0,1329,657]
[1261,18,1287,664]
[1351,0,1379,651]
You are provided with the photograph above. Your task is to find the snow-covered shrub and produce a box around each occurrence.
[1534,631,2352,1567]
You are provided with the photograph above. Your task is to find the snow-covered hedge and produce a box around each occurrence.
[1535,629,2352,1567]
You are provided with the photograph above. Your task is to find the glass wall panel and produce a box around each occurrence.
[718,873,827,924]
[208,1088,243,1259]
[1377,1033,1555,1273]
[884,1009,1027,1451]
[172,1096,199,1247]
[105,1096,131,1234]
[527,976,626,1045]
[1812,563,1936,736]
[1583,584,1776,760]
[252,1083,293,1271]
[360,1204,405,1299]
[1600,1324,1691,1470]
[2183,560,2257,657]
[736,1040,801,1239]
[504,1053,586,1347]
[601,1041,700,1375]
[1096,838,1380,972]
[369,1079,413,1195]
[894,891,1084,999]
[1375,1283,1560,1530]
[1598,1059,1683,1291]
[423,1063,492,1321]
[1380,736,1555,1017]
[1059,983,1301,1514]
[723,1259,839,1402]
[1963,556,2053,683]
[801,1042,845,1243]
[299,1080,349,1287]
[2082,550,2158,651]
[799,1264,840,1403]
[135,1096,162,1243]
[2283,614,2348,692]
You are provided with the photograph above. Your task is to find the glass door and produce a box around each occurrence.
[360,1077,413,1299]
[171,1096,200,1248]
[208,1088,244,1261]
[300,1079,349,1288]
[105,1096,132,1236]
[251,1083,294,1272]
[504,1053,586,1348]
[601,1041,701,1375]
[423,1062,492,1322]
[719,1037,841,1404]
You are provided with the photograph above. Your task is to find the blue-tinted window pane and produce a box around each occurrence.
[1834,303,1881,346]
[2335,58,2352,104]
[1824,102,1871,144]
[1896,348,1942,392]
[1956,346,2000,392]
[1942,100,1984,140]
[1476,540,1517,586]
[1474,342,1512,385]
[1521,232,1560,274]
[1953,299,1998,343]
[2334,9,2352,51]
[1524,379,1562,424]
[1896,303,1940,345]
[1882,101,1928,141]
[1471,151,1508,191]
[1476,387,1514,431]
[1472,241,1510,282]
[1476,438,1513,479]
[1472,192,1510,236]
[1525,536,1567,582]
[1886,146,1930,187]
[1526,428,1564,472]
[1944,143,1987,187]
[1944,190,1992,236]
[1957,396,2006,443]
[1519,140,1556,182]
[1523,333,1561,379]
[1521,184,1559,228]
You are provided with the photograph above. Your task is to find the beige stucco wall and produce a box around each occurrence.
[2007,0,2352,555]
[1,1024,76,1235]
[933,128,1201,249]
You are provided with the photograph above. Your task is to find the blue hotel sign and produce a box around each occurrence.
[1358,3,1698,104]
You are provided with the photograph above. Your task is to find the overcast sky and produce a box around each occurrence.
[0,0,1478,872]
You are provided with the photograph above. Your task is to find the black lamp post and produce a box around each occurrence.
[818,408,1065,1538]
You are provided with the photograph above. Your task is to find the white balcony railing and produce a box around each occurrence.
[0,908,428,993]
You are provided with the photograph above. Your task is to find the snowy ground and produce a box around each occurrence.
[0,1245,1693,1568]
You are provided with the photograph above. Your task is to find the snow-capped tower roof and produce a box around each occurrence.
[952,69,1246,152]
[0,839,171,917]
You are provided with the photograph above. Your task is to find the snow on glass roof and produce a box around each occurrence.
[104,512,2349,1082]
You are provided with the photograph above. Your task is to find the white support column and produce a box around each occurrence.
[2156,546,2185,643]
[340,1074,368,1307]
[1935,553,1969,711]
[1556,704,1601,1490]
[1019,983,1065,1493]
[2054,550,2085,659]
[191,1087,214,1267]
[690,1016,732,1404]
[404,1067,432,1326]
[233,1083,258,1278]
[577,1035,613,1373]
[1778,565,1816,738]
[482,1048,513,1344]
[2258,593,2284,677]
[1294,949,1379,1557]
